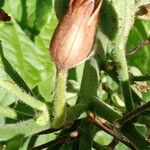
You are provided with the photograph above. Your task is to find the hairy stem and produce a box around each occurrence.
[113,44,135,112]
[113,49,134,112]
[0,79,49,125]
[112,1,136,112]
[0,119,50,141]
[53,71,67,127]
[0,106,17,119]
[0,80,46,111]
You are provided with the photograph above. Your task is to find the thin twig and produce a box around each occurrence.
[132,75,150,81]
[32,131,79,150]
[31,135,67,150]
[34,122,72,135]
[116,101,150,127]
[127,36,150,57]
[87,112,136,150]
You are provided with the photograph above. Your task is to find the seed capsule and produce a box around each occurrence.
[50,0,103,72]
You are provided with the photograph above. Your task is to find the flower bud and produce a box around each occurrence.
[50,0,102,72]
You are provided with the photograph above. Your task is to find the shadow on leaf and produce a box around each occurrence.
[99,0,118,40]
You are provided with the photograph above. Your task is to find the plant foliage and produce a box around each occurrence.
[0,0,150,149]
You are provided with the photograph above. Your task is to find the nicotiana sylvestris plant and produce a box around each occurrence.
[0,0,150,149]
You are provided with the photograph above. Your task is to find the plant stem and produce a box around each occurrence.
[121,124,150,150]
[121,81,134,112]
[132,75,150,81]
[53,71,67,127]
[0,80,46,112]
[0,106,17,119]
[32,136,67,150]
[111,1,136,112]
[32,131,79,150]
[87,112,136,150]
[113,46,134,112]
[0,79,49,125]
[127,36,150,58]
[116,101,150,127]
[0,79,45,111]
[0,119,50,141]
[35,122,71,135]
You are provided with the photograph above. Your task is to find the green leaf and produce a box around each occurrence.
[94,131,113,145]
[0,19,55,101]
[79,119,97,150]
[78,58,100,101]
[3,0,52,39]
[0,87,16,107]
[88,97,121,123]
[1,1,56,101]
[0,42,33,95]
[65,104,86,124]
[0,0,4,8]
[35,8,57,101]
[54,0,70,20]
[127,20,150,73]
[5,135,25,150]
[121,124,150,150]
[100,0,118,40]
[30,133,56,150]
[33,0,52,34]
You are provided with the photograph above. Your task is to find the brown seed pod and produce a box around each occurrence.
[50,0,103,72]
